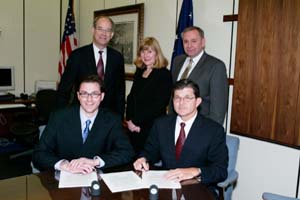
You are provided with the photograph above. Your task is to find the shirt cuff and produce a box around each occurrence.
[54,159,67,171]
[195,168,202,182]
[93,156,105,168]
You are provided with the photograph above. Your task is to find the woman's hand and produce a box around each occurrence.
[127,120,141,133]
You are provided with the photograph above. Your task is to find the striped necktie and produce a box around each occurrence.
[180,58,193,79]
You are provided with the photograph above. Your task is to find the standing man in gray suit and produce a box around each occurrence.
[171,26,228,125]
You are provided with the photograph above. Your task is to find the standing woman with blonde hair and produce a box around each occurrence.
[126,37,172,155]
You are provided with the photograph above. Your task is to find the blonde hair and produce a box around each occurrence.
[134,37,168,69]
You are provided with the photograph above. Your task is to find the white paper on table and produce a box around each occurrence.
[58,171,98,188]
[142,170,181,189]
[100,170,181,193]
[100,171,143,193]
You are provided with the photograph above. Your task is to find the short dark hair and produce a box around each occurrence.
[172,79,200,98]
[79,75,105,93]
[181,26,205,38]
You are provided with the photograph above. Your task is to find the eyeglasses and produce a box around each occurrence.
[79,91,101,99]
[173,96,196,103]
[95,27,112,34]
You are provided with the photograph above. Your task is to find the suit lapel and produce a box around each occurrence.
[104,47,114,87]
[167,116,178,164]
[84,110,108,144]
[66,106,83,145]
[189,52,208,80]
[87,44,97,71]
[173,56,186,81]
[181,113,203,155]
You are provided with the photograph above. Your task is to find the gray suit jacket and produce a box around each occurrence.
[172,52,228,125]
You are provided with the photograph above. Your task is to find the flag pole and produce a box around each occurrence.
[175,0,179,33]
[59,0,62,46]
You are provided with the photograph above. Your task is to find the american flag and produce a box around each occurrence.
[58,0,77,80]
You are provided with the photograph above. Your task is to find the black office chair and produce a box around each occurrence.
[10,89,57,159]
[35,89,57,126]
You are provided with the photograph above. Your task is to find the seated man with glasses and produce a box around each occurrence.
[133,79,228,199]
[33,75,134,174]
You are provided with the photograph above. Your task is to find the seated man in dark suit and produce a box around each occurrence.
[33,75,134,174]
[133,79,228,198]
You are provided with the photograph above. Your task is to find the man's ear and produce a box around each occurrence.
[100,92,105,101]
[201,37,206,49]
[196,97,202,107]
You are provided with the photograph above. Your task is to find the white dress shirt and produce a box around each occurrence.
[93,43,107,72]
[174,112,198,144]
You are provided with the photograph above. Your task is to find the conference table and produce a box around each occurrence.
[0,170,215,200]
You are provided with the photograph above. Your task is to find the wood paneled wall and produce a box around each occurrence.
[231,0,300,148]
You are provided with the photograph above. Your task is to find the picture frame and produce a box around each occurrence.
[94,4,144,81]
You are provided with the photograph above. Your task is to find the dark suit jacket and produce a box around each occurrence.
[32,105,134,171]
[126,67,172,152]
[57,44,125,117]
[141,112,228,185]
[172,52,228,125]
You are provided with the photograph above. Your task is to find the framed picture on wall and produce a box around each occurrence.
[94,4,144,81]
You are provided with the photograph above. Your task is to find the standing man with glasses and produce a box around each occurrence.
[133,79,228,199]
[57,16,125,118]
[33,75,134,174]
[171,26,228,125]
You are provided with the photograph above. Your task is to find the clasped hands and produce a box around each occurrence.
[60,157,99,174]
[133,157,200,182]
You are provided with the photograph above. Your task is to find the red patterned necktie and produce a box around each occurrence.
[97,50,104,80]
[176,122,186,160]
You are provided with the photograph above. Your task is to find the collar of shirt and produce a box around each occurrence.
[174,112,198,143]
[177,50,204,81]
[93,43,107,71]
[79,107,98,132]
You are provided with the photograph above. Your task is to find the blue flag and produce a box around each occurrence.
[170,0,193,70]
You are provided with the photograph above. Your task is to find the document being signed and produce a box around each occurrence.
[100,170,181,193]
[58,171,98,188]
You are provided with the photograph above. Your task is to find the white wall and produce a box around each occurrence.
[24,0,60,94]
[0,0,24,95]
[0,0,299,199]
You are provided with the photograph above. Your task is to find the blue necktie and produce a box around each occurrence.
[82,120,91,143]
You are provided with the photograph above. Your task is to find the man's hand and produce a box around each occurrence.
[133,157,149,171]
[164,167,201,182]
[60,157,96,174]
